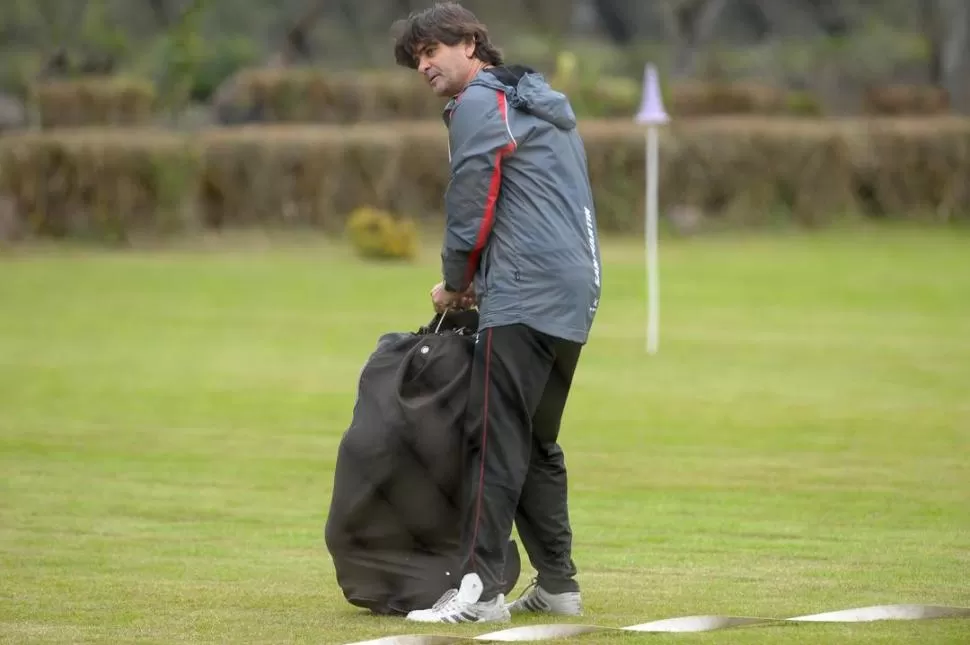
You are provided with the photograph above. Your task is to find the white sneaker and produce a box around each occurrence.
[507,579,583,616]
[406,573,511,624]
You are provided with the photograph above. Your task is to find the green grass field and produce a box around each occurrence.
[2,226,969,645]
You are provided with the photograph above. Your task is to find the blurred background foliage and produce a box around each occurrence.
[0,0,968,122]
[1,1,968,245]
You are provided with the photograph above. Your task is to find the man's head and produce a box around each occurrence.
[392,2,504,98]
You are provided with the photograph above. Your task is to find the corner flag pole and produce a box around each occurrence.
[635,63,669,355]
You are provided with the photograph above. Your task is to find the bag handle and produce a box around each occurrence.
[434,310,448,333]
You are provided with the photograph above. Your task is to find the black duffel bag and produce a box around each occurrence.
[325,310,521,616]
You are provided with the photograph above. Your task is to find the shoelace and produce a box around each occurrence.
[431,588,458,610]
[512,577,539,602]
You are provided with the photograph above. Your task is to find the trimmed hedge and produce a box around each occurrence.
[211,68,448,124]
[862,85,951,116]
[194,117,970,231]
[31,77,158,129]
[25,71,951,130]
[0,128,199,242]
[212,68,826,123]
[0,117,967,243]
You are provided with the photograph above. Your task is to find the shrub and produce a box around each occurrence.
[345,205,418,260]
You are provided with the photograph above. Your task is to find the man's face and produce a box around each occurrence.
[415,39,477,97]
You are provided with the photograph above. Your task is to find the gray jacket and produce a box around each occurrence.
[441,65,602,345]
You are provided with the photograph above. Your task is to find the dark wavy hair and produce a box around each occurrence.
[392,2,504,70]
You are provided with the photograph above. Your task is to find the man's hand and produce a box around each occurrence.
[430,281,476,313]
[430,281,457,314]
[458,285,476,310]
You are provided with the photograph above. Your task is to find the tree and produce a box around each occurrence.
[920,0,970,106]
[659,0,729,78]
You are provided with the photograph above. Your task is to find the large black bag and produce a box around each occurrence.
[325,310,521,616]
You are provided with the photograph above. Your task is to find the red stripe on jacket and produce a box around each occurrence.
[462,91,517,291]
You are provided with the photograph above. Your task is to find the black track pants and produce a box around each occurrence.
[459,323,582,601]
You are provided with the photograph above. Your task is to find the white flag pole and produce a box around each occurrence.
[635,64,669,355]
[646,126,659,354]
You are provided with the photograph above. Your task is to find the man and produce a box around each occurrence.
[391,1,603,624]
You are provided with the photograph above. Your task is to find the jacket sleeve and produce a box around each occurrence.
[441,87,517,293]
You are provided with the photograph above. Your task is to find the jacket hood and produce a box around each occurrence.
[463,65,577,131]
